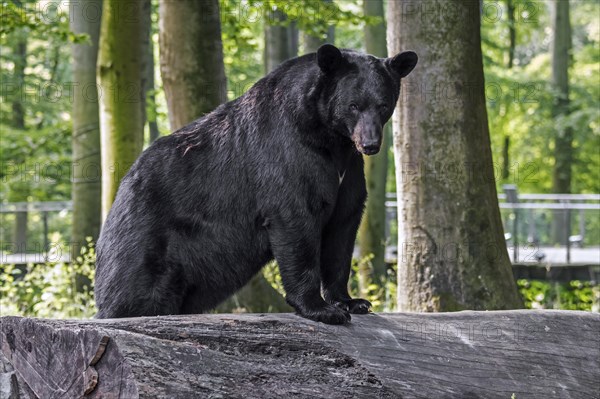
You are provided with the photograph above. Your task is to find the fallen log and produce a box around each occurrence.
[1,310,598,398]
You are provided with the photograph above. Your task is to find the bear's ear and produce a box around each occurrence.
[317,44,343,74]
[387,51,418,78]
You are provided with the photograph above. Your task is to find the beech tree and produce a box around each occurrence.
[551,0,573,244]
[140,0,159,143]
[9,16,28,253]
[158,0,227,131]
[70,0,102,260]
[387,0,522,311]
[264,9,298,73]
[357,0,389,294]
[501,0,517,181]
[97,0,144,218]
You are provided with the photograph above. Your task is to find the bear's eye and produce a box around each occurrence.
[349,103,359,112]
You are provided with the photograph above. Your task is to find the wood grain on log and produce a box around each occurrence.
[1,310,598,398]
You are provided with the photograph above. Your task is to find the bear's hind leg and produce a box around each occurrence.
[106,264,187,318]
[179,286,209,315]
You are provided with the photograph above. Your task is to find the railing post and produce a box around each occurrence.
[566,205,571,264]
[503,185,519,263]
[579,208,585,245]
[514,207,519,262]
[43,211,49,254]
[527,208,537,244]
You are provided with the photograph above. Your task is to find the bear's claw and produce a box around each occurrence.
[334,298,372,314]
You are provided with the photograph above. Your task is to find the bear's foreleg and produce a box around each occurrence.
[320,198,372,315]
[268,217,352,325]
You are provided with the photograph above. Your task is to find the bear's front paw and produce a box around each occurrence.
[298,303,351,325]
[334,298,372,314]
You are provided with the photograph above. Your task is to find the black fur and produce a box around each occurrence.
[95,45,417,324]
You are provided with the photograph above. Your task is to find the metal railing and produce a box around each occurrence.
[0,201,72,263]
[385,190,600,265]
[1,192,599,265]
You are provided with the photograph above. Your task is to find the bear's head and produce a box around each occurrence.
[316,44,418,156]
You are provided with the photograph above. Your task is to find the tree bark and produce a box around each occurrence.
[506,0,516,69]
[302,31,330,54]
[139,0,160,144]
[387,0,523,311]
[158,0,227,131]
[357,0,390,294]
[551,0,573,245]
[146,1,160,144]
[140,0,151,144]
[1,311,598,398]
[264,10,297,73]
[501,0,517,182]
[288,21,299,58]
[97,0,144,219]
[10,11,28,254]
[36,44,62,130]
[70,0,103,267]
[11,26,26,130]
[501,135,510,180]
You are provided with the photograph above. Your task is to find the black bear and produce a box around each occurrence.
[95,44,417,324]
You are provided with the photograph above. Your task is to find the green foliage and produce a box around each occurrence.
[220,0,264,99]
[0,0,87,43]
[349,256,396,312]
[517,279,599,311]
[2,247,598,318]
[0,239,96,318]
[219,0,367,98]
[0,123,72,202]
[482,0,600,193]
[262,259,285,296]
[1,0,77,205]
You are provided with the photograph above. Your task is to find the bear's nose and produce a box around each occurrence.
[361,143,380,155]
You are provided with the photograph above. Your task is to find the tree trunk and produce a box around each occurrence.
[13,212,27,253]
[11,27,26,130]
[506,0,516,69]
[288,21,299,58]
[158,0,227,131]
[302,33,325,54]
[1,311,598,398]
[10,12,28,253]
[501,135,510,180]
[551,0,573,245]
[140,0,151,144]
[158,0,287,312]
[36,44,62,130]
[357,0,390,295]
[139,0,160,144]
[97,0,144,219]
[264,10,296,73]
[70,0,103,269]
[301,0,334,54]
[387,0,522,311]
[216,272,293,313]
[501,0,516,182]
[146,5,160,144]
